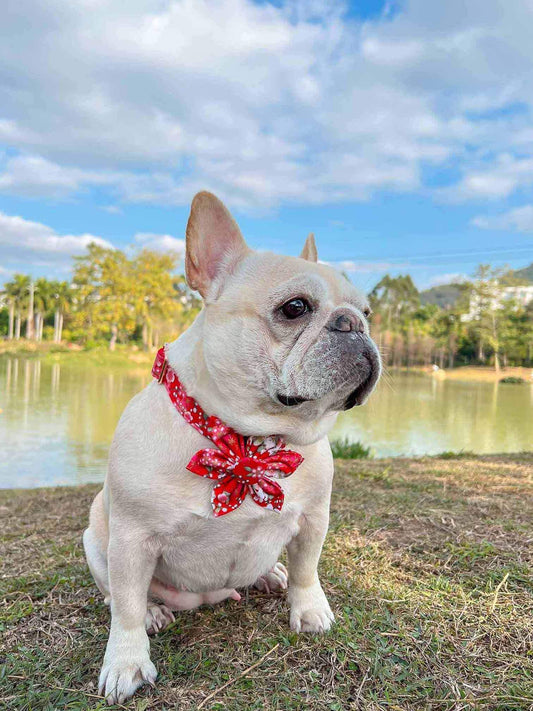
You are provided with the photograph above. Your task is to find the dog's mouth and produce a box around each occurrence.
[276,393,311,407]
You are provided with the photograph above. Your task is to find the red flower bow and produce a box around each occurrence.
[152,347,304,516]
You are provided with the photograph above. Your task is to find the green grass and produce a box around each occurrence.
[0,342,153,370]
[2,453,533,710]
[329,437,372,459]
[499,376,527,384]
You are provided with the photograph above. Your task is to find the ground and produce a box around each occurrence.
[1,454,533,710]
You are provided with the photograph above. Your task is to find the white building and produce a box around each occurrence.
[462,284,533,321]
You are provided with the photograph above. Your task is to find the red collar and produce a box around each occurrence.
[152,347,304,517]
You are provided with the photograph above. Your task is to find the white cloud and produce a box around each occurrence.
[442,155,533,202]
[472,204,533,232]
[134,232,185,254]
[0,212,112,267]
[0,1,533,207]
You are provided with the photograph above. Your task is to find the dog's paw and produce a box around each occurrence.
[98,628,157,705]
[145,603,175,635]
[254,562,288,593]
[99,655,157,705]
[288,582,334,634]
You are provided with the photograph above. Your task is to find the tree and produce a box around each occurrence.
[25,281,35,340]
[131,250,179,350]
[72,244,136,349]
[33,278,52,342]
[49,280,72,343]
[4,274,30,340]
[1,279,18,339]
[469,266,506,371]
[369,275,420,331]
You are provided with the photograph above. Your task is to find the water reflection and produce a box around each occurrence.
[0,357,531,488]
[0,357,149,488]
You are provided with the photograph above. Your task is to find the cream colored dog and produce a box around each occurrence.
[83,192,381,704]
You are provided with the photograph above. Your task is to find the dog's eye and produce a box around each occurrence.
[281,298,310,319]
[363,306,372,318]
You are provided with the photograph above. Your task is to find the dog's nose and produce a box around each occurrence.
[326,309,364,333]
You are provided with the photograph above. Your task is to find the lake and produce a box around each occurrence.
[1,356,531,488]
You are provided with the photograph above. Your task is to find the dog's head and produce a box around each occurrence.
[184,191,381,443]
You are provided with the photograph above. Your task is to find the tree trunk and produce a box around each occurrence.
[15,311,21,340]
[109,323,118,351]
[26,282,35,340]
[8,302,14,340]
[142,322,149,351]
[39,313,44,341]
[54,310,59,343]
[58,312,64,342]
[494,350,500,372]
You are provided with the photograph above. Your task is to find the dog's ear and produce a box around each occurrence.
[185,191,250,299]
[300,233,318,262]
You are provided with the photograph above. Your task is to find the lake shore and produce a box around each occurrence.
[2,453,532,709]
[2,341,532,383]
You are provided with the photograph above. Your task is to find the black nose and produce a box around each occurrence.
[326,310,364,333]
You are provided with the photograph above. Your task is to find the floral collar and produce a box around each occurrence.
[152,347,304,517]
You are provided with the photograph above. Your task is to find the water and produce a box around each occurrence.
[1,356,531,488]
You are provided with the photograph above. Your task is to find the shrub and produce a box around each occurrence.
[499,376,526,384]
[330,438,372,459]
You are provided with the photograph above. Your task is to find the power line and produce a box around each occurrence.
[329,245,533,265]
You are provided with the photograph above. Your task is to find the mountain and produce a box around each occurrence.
[420,283,466,309]
[420,262,533,308]
[505,262,533,284]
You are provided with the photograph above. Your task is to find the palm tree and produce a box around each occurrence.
[50,280,72,343]
[25,280,35,339]
[7,274,30,340]
[1,279,18,339]
[34,278,52,341]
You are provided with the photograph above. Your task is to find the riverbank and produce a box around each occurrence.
[2,453,532,709]
[0,341,153,369]
[3,341,533,384]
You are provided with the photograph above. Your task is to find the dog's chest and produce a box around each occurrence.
[155,499,303,592]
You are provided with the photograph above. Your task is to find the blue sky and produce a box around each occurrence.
[1,0,532,291]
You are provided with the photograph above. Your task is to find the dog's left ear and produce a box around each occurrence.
[185,191,250,299]
[300,233,318,262]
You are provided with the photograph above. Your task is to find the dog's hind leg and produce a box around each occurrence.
[253,561,288,593]
[83,525,111,604]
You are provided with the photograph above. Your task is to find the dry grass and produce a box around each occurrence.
[412,365,533,383]
[2,454,533,710]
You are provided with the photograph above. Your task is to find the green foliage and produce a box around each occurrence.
[1,248,532,369]
[500,376,527,384]
[369,264,532,370]
[1,242,201,350]
[433,450,475,459]
[330,437,372,459]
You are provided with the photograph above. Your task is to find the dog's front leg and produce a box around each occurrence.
[287,510,335,634]
[98,531,159,705]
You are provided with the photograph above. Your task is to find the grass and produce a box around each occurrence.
[2,453,533,710]
[0,342,153,370]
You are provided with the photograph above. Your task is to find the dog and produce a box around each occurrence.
[83,191,381,704]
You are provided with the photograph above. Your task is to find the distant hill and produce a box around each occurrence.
[420,262,533,308]
[505,262,533,284]
[420,283,466,309]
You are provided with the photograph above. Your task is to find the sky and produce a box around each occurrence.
[1,0,533,292]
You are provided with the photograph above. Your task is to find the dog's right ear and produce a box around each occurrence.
[185,191,250,300]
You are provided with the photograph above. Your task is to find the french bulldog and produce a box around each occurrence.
[83,191,381,704]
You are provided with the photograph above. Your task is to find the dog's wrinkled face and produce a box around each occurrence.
[185,191,381,431]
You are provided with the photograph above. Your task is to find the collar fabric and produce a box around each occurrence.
[152,347,304,517]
